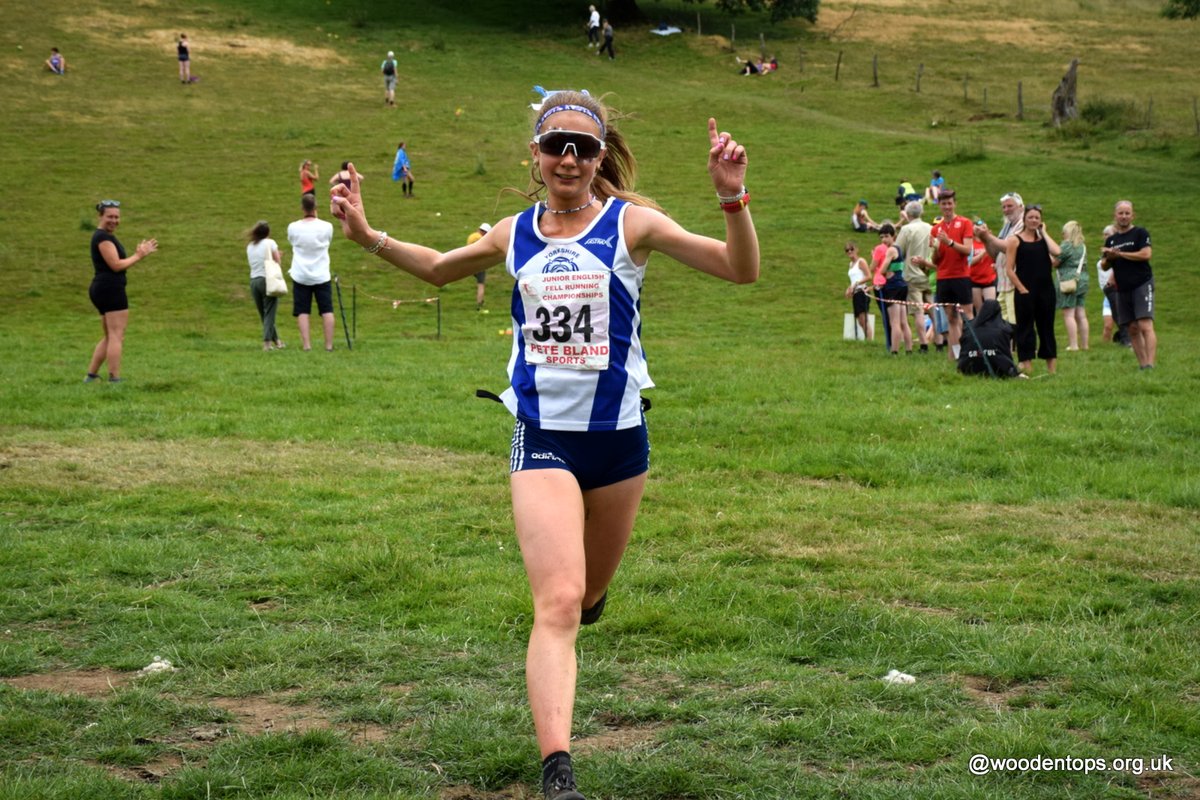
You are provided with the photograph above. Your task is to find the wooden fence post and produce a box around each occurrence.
[1017,81,1024,120]
[872,54,879,87]
[697,11,701,37]
[1194,97,1199,136]
[760,33,766,60]
[915,63,923,93]
[731,24,735,50]
[1146,98,1154,129]
[835,50,843,82]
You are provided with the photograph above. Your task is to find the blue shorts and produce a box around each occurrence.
[510,419,649,490]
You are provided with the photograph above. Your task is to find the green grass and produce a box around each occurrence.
[2,0,1200,798]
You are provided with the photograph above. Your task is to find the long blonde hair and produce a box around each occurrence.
[529,91,663,213]
[1062,220,1084,247]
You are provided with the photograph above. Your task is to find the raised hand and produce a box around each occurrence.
[330,163,371,246]
[707,118,747,197]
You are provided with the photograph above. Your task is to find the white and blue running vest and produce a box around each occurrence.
[501,198,652,432]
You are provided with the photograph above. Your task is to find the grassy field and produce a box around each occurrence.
[2,0,1199,798]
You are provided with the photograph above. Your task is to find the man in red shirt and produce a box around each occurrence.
[926,189,975,361]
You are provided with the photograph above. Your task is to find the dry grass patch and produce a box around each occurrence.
[209,693,389,743]
[0,437,491,492]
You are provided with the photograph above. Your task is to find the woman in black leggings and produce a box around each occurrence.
[1004,205,1060,376]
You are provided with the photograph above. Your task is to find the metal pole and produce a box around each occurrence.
[334,275,352,350]
[352,284,357,340]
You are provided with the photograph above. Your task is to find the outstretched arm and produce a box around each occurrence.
[331,163,505,286]
[628,118,759,284]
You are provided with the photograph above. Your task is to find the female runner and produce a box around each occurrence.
[330,91,758,800]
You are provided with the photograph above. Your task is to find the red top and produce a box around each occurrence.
[301,174,315,194]
[930,215,974,280]
[969,240,996,286]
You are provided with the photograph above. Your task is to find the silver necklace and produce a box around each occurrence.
[541,195,596,215]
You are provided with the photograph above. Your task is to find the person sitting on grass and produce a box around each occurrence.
[45,47,67,75]
[852,199,879,233]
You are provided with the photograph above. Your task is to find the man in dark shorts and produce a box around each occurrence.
[928,189,975,362]
[1102,200,1156,369]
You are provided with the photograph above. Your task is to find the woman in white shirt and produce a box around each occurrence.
[245,220,284,351]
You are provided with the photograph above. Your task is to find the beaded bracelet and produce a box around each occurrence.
[716,186,747,204]
[364,231,388,254]
[720,192,751,214]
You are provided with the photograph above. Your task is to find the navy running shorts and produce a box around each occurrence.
[510,419,649,491]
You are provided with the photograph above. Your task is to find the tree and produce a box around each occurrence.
[608,0,821,25]
[1162,0,1199,17]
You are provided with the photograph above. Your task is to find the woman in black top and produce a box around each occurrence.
[177,33,190,83]
[85,200,157,382]
[1004,205,1060,376]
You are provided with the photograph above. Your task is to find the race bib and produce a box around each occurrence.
[518,271,610,370]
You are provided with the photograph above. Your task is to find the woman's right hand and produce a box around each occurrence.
[330,163,372,246]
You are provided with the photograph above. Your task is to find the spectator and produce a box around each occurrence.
[851,200,879,233]
[467,222,492,311]
[177,33,191,84]
[923,170,944,204]
[1004,204,1059,376]
[246,220,285,352]
[381,50,398,107]
[894,200,932,352]
[392,141,414,197]
[872,223,912,355]
[45,47,66,75]
[968,237,998,314]
[299,159,319,199]
[975,192,1023,324]
[1055,221,1090,351]
[330,161,363,191]
[84,200,158,383]
[586,5,600,47]
[1096,224,1130,347]
[894,180,920,208]
[957,299,1020,378]
[287,194,335,352]
[598,19,615,60]
[844,241,872,340]
[918,189,974,361]
[1102,200,1156,369]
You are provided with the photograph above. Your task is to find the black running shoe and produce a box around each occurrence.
[580,592,607,626]
[544,763,586,800]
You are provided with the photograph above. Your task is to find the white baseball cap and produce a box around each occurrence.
[479,223,492,233]
[387,51,394,57]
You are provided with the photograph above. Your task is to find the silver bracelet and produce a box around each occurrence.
[716,187,746,204]
[364,231,388,254]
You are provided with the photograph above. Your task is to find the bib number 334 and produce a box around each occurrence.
[519,271,611,370]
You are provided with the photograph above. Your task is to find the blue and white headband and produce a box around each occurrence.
[535,104,606,137]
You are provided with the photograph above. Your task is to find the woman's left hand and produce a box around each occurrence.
[707,118,747,196]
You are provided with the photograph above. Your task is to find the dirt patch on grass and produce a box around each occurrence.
[104,752,185,784]
[439,785,534,800]
[59,10,348,67]
[1137,772,1200,798]
[961,675,1049,711]
[0,438,490,492]
[574,712,665,756]
[209,694,389,742]
[1,669,132,697]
